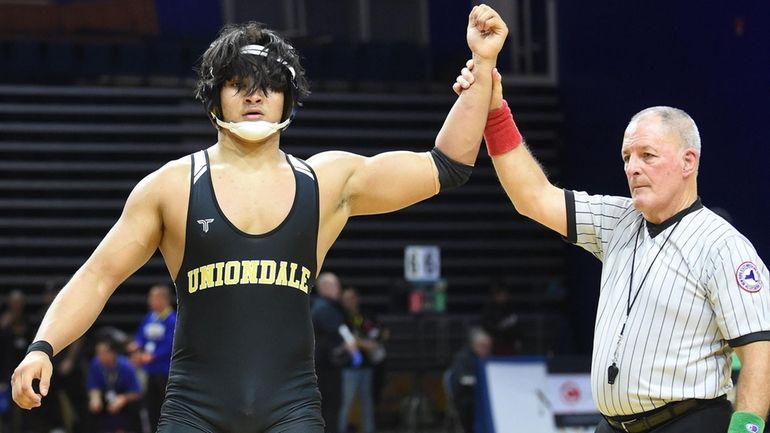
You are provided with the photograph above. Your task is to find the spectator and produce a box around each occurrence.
[1,290,33,433]
[312,272,361,433]
[88,338,142,433]
[480,282,520,355]
[447,327,492,433]
[338,287,384,433]
[129,284,175,432]
[124,346,149,433]
[1,290,32,377]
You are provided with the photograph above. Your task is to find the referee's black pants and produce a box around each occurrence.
[596,397,732,433]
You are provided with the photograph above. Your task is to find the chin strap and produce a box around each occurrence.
[210,113,292,142]
[212,113,291,131]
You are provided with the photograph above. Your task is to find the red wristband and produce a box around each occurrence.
[483,99,523,156]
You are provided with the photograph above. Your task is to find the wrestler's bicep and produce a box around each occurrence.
[345,150,438,216]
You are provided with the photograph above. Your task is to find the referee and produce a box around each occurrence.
[454,64,770,432]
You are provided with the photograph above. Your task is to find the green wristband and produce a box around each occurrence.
[729,411,765,433]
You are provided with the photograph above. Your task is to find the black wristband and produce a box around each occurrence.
[26,340,54,361]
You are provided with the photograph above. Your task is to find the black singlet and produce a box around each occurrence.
[159,150,323,432]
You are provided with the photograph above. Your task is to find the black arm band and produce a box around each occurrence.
[26,340,54,362]
[728,331,770,347]
[430,147,473,192]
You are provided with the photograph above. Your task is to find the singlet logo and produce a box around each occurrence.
[197,218,214,233]
[187,260,312,294]
[736,261,762,293]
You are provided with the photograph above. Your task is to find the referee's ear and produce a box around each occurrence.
[681,148,699,178]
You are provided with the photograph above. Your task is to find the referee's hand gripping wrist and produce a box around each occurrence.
[451,59,503,112]
[728,411,765,433]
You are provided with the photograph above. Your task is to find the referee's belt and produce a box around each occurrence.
[605,395,726,433]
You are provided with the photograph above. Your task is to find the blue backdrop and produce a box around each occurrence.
[558,1,770,352]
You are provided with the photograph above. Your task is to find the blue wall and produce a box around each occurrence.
[155,0,222,37]
[558,1,770,353]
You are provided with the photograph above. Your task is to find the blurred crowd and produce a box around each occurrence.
[0,283,175,433]
[0,274,527,433]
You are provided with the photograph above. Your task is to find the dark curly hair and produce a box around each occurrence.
[194,22,310,123]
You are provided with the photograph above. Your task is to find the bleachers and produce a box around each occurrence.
[0,83,567,361]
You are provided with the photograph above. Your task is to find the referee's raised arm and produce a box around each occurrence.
[453,62,567,237]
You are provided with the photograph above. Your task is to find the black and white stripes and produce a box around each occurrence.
[192,150,208,185]
[569,190,770,416]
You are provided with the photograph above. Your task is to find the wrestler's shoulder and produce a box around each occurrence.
[307,150,363,179]
[131,156,191,200]
[153,156,191,183]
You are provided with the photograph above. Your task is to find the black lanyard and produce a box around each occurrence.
[608,217,681,385]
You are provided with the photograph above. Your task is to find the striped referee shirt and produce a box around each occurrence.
[565,190,770,416]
